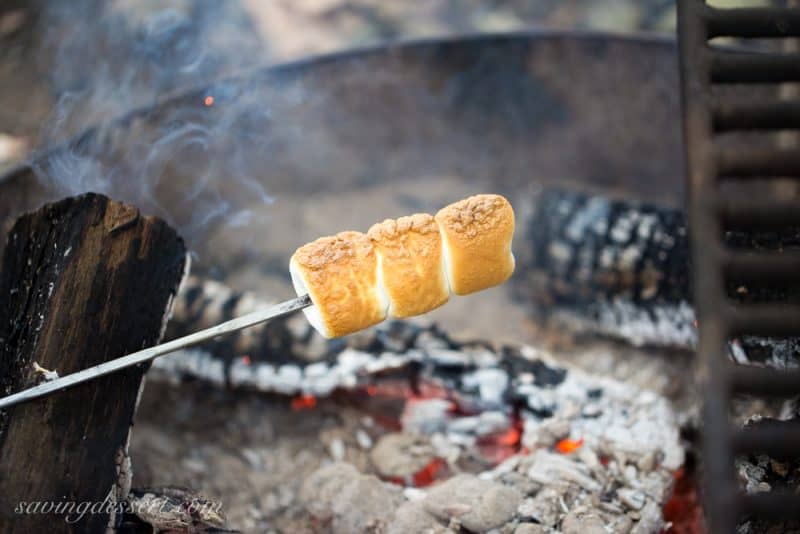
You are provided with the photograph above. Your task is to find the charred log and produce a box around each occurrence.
[117,487,227,533]
[0,193,187,532]
[515,188,800,365]
[514,187,695,348]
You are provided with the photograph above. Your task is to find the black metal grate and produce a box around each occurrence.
[677,1,800,531]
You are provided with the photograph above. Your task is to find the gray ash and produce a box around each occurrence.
[148,294,686,532]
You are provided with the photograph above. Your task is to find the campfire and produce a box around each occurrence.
[1,1,800,533]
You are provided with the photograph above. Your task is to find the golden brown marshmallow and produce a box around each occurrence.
[290,231,388,338]
[368,213,450,318]
[435,194,515,295]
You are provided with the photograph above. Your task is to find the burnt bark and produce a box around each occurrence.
[0,193,187,532]
[514,187,695,347]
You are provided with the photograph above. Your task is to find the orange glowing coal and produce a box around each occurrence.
[412,457,447,487]
[494,426,521,447]
[204,95,214,106]
[291,394,317,411]
[385,457,447,488]
[476,417,524,464]
[662,467,705,533]
[555,438,584,454]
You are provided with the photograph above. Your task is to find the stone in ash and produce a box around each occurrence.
[424,474,522,532]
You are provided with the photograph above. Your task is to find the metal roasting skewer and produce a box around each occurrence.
[0,294,313,411]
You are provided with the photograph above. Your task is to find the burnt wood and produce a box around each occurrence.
[0,193,187,532]
[513,187,696,348]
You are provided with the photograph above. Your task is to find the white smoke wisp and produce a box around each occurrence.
[29,0,276,247]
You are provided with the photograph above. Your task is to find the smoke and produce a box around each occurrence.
[29,0,274,246]
[38,1,263,138]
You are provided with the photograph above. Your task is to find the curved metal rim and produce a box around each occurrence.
[1,29,677,185]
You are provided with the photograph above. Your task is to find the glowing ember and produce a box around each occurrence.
[555,438,584,454]
[386,457,447,488]
[291,394,317,411]
[203,95,214,106]
[662,467,705,534]
[477,416,523,464]
[494,426,521,447]
[412,457,447,487]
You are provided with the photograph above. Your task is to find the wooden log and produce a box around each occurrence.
[514,187,696,347]
[0,193,187,532]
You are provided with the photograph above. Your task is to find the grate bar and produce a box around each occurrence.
[730,365,800,397]
[713,99,800,131]
[718,199,800,229]
[723,250,800,281]
[716,145,800,177]
[711,51,800,83]
[679,1,739,530]
[737,492,800,520]
[707,7,800,38]
[732,419,800,458]
[726,303,800,336]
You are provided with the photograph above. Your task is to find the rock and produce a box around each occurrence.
[355,429,373,450]
[617,488,646,511]
[630,500,665,534]
[388,500,448,534]
[402,399,452,435]
[462,368,509,405]
[561,507,607,534]
[447,411,512,438]
[424,474,522,532]
[528,419,570,448]
[241,448,264,470]
[403,488,427,501]
[636,451,657,472]
[581,402,602,418]
[476,411,511,436]
[500,471,541,497]
[299,462,361,517]
[517,488,561,528]
[331,474,404,534]
[514,524,547,534]
[447,416,480,434]
[370,433,437,479]
[299,462,404,534]
[526,450,602,492]
[329,438,346,461]
[608,513,635,534]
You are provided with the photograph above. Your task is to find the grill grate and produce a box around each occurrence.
[677,1,800,531]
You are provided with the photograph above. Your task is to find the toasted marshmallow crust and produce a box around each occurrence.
[368,213,450,318]
[290,231,389,338]
[290,194,515,338]
[435,194,515,295]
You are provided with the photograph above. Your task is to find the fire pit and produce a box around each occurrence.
[0,9,797,532]
[0,30,698,533]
